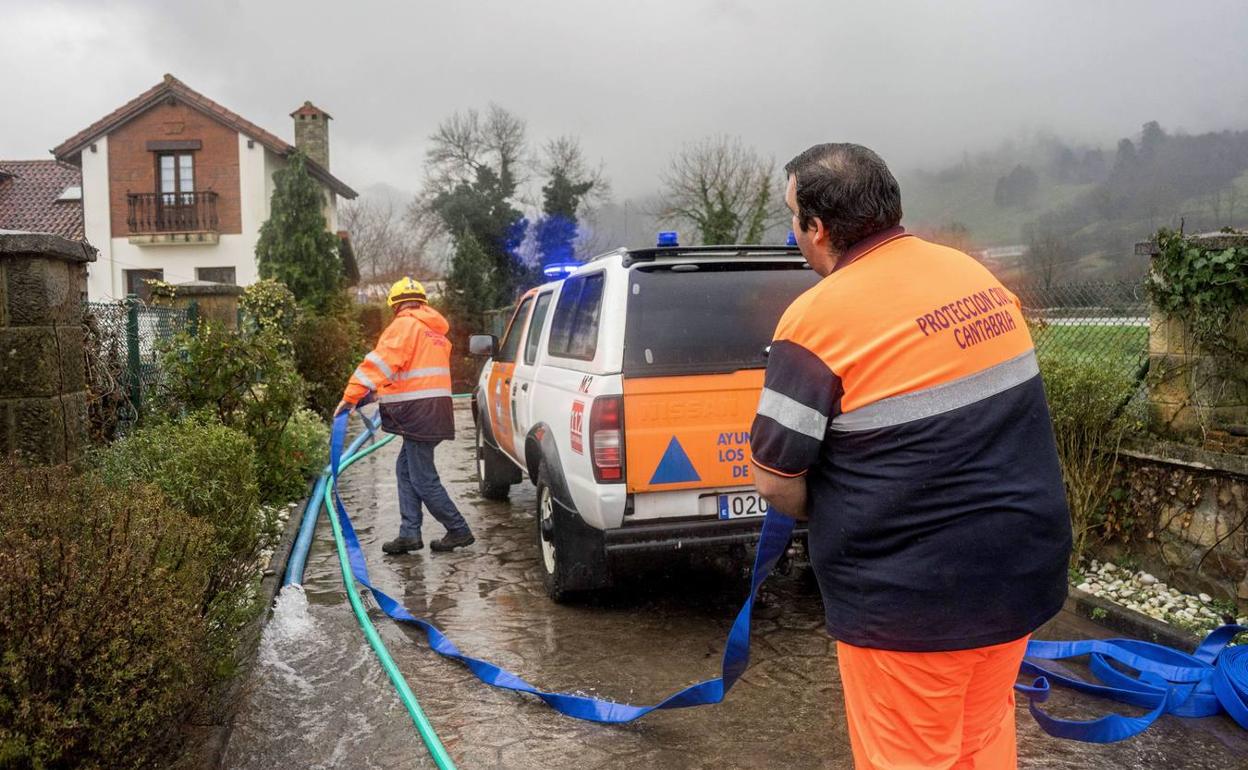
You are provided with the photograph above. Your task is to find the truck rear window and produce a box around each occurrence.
[624,262,818,377]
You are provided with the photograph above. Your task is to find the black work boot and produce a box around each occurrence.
[382,536,424,554]
[430,530,475,552]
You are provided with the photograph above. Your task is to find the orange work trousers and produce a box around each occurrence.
[837,635,1029,770]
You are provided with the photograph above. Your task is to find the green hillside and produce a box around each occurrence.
[902,166,1092,247]
[898,125,1248,282]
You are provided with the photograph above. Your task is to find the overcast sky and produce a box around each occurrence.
[4,0,1247,200]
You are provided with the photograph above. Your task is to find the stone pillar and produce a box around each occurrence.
[159,280,244,330]
[0,232,97,464]
[1145,232,1248,447]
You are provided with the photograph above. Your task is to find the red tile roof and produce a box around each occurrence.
[291,101,332,119]
[0,160,84,240]
[52,74,356,199]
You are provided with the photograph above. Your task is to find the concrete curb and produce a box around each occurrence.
[1063,586,1202,651]
[176,481,315,770]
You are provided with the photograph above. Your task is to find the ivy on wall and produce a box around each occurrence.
[1147,228,1248,443]
[1148,229,1247,356]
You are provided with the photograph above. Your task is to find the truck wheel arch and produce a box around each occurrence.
[526,424,575,512]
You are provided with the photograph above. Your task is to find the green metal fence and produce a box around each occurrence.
[481,306,515,338]
[83,295,189,437]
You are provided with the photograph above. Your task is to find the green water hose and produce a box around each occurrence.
[320,430,458,770]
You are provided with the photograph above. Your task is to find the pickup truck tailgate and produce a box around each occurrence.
[622,370,765,494]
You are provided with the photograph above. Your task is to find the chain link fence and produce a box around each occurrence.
[83,297,189,441]
[1011,281,1150,384]
[482,281,1151,381]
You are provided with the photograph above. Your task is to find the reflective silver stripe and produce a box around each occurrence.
[365,351,395,380]
[831,349,1039,432]
[352,367,378,391]
[396,366,451,381]
[377,388,453,404]
[757,388,828,440]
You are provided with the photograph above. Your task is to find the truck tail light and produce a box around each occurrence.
[590,395,624,483]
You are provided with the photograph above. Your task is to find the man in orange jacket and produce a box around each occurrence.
[335,278,475,554]
[751,144,1071,769]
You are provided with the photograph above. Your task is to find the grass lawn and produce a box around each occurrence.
[1032,322,1148,378]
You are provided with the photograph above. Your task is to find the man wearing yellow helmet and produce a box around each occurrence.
[335,278,475,553]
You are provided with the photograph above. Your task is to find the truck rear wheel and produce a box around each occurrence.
[536,459,610,602]
[475,419,513,501]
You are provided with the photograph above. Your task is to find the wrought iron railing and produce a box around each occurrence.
[126,191,219,234]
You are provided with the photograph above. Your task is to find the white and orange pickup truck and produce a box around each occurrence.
[469,237,817,600]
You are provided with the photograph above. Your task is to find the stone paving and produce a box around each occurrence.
[222,406,1248,769]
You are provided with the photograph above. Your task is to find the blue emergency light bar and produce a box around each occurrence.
[656,231,679,247]
[786,231,797,246]
[542,262,581,278]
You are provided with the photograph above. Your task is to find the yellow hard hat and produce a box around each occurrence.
[387,277,427,307]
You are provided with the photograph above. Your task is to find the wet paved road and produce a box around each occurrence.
[223,406,1248,769]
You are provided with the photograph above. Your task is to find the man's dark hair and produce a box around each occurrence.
[784,143,902,252]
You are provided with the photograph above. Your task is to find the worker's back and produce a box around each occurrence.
[752,230,1071,652]
[371,303,455,442]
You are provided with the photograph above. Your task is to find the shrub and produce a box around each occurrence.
[355,301,391,347]
[94,415,270,681]
[261,408,330,503]
[154,325,307,503]
[0,461,213,769]
[293,310,364,419]
[1039,353,1138,561]
[239,278,298,336]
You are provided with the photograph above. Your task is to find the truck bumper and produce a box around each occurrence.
[602,516,807,555]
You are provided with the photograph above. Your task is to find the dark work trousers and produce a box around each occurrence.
[395,438,470,539]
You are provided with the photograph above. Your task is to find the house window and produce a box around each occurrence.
[196,267,236,284]
[158,152,194,203]
[125,269,164,302]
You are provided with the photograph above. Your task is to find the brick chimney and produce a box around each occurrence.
[291,101,331,169]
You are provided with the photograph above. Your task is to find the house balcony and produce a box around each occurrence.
[126,191,220,245]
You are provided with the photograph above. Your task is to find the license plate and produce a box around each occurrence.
[717,492,771,520]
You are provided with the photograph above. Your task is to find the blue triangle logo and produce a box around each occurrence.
[649,436,701,485]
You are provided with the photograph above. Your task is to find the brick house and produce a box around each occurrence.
[51,74,356,300]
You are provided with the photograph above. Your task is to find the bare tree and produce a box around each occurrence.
[657,136,783,245]
[339,197,443,286]
[425,104,528,195]
[540,136,611,206]
[1023,226,1071,289]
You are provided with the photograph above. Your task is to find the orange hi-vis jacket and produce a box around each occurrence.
[343,303,455,441]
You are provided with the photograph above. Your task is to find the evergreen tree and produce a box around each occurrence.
[430,165,527,300]
[535,162,594,267]
[442,232,500,321]
[255,151,343,313]
[338,233,360,287]
[531,137,607,280]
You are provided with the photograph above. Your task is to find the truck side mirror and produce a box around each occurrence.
[469,334,497,357]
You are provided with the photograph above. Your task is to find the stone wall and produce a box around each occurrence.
[0,232,97,464]
[1105,438,1248,612]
